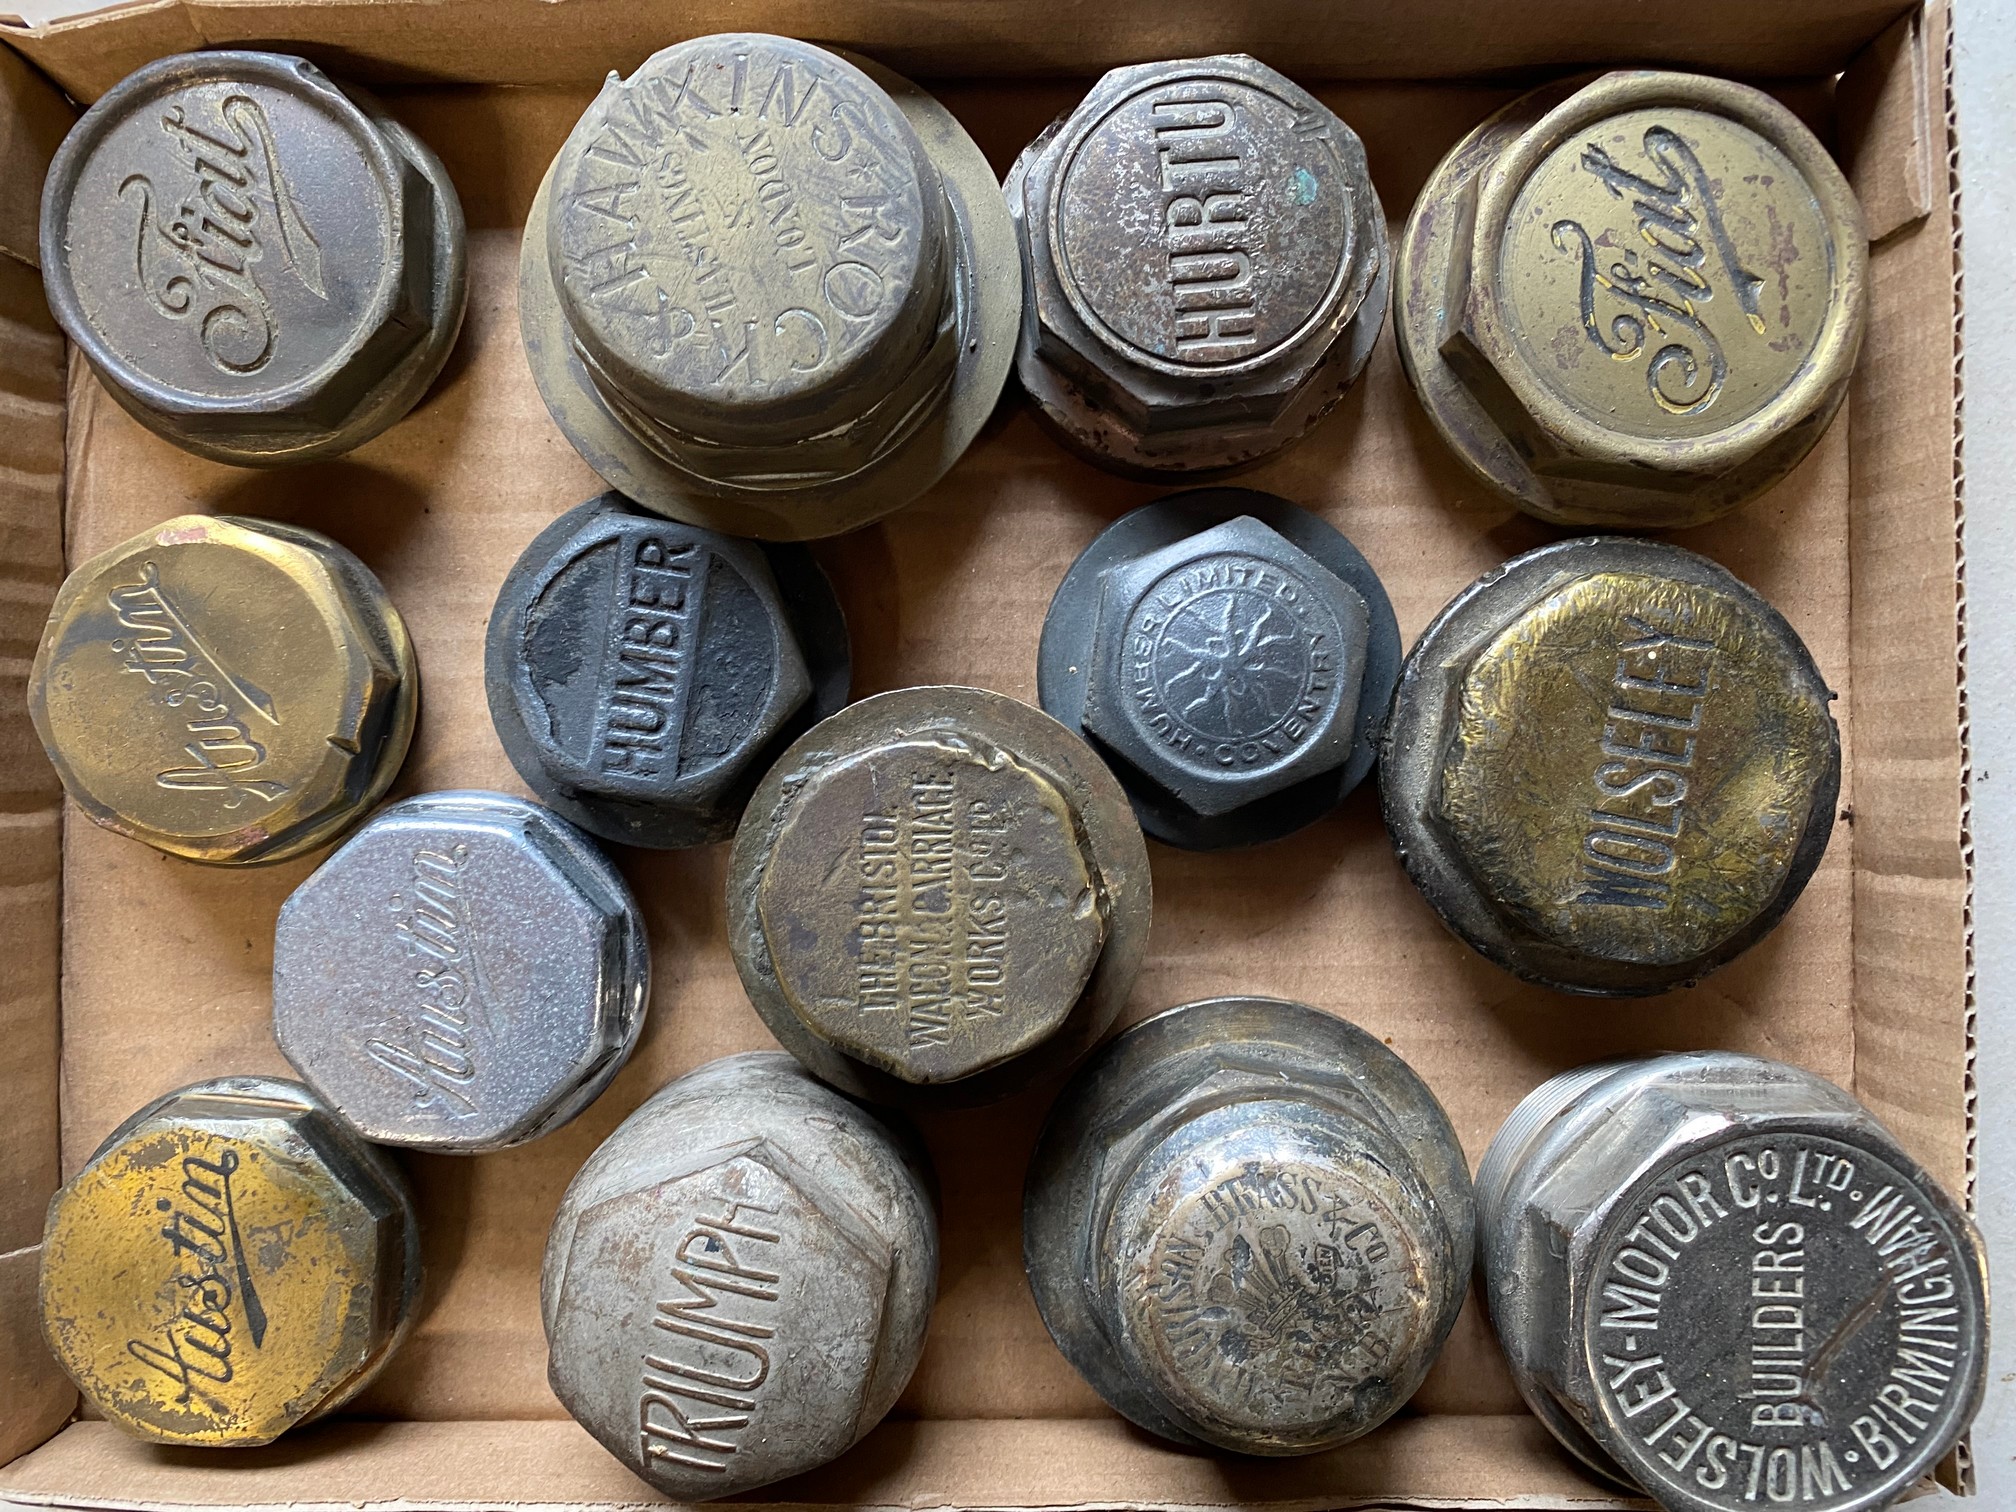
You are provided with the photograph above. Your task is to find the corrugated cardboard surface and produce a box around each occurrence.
[0,2,1969,1507]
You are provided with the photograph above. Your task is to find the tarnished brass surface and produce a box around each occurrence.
[29,514,417,865]
[728,686,1150,1107]
[519,34,1021,541]
[39,1076,421,1447]
[1477,1054,1988,1512]
[1381,538,1839,996]
[40,51,467,466]
[1024,997,1475,1456]
[1008,56,1387,477]
[1439,571,1834,967]
[1395,71,1866,527]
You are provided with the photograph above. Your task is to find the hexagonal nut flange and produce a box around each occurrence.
[542,1052,937,1502]
[519,37,1022,542]
[485,494,850,850]
[1396,71,1866,527]
[29,514,417,866]
[1081,515,1369,818]
[40,51,468,466]
[1008,54,1388,476]
[1380,536,1839,996]
[729,687,1152,1109]
[274,791,650,1151]
[1476,1053,1987,1512]
[1024,999,1475,1458]
[38,1075,421,1447]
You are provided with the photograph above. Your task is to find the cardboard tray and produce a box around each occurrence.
[0,1,1970,1506]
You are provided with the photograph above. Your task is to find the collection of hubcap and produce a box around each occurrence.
[21,34,1977,1512]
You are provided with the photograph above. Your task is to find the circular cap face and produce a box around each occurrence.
[44,53,405,411]
[1433,568,1835,969]
[1052,66,1356,373]
[1494,105,1836,442]
[274,792,647,1150]
[549,35,937,434]
[29,515,410,864]
[38,1079,411,1446]
[758,735,1106,1083]
[1106,1101,1431,1452]
[1096,527,1368,813]
[1584,1131,1983,1512]
[488,496,814,825]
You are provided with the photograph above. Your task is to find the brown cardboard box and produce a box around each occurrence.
[0,2,1969,1506]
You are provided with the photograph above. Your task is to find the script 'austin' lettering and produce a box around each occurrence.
[107,559,290,809]
[120,93,328,376]
[1551,125,1766,417]
[127,1148,270,1410]
[370,843,503,1116]
[638,1198,783,1474]
[1151,95,1257,362]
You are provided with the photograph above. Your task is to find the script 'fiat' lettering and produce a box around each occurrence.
[127,1148,269,1409]
[639,1198,783,1473]
[121,92,328,376]
[1552,125,1766,417]
[108,560,290,808]
[1575,613,1717,911]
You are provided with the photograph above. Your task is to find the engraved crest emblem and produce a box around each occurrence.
[1124,551,1343,769]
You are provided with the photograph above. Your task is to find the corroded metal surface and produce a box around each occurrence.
[38,1076,421,1446]
[1007,56,1387,477]
[727,686,1150,1106]
[1395,71,1866,527]
[542,1052,936,1501]
[1039,489,1400,849]
[485,493,850,849]
[273,791,650,1152]
[520,34,1020,541]
[1024,997,1475,1456]
[28,513,417,865]
[1476,1053,1987,1512]
[1381,537,1839,996]
[41,51,466,466]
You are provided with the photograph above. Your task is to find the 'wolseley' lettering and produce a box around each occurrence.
[1575,613,1717,911]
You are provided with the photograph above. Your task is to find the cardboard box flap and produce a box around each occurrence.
[0,0,1928,100]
